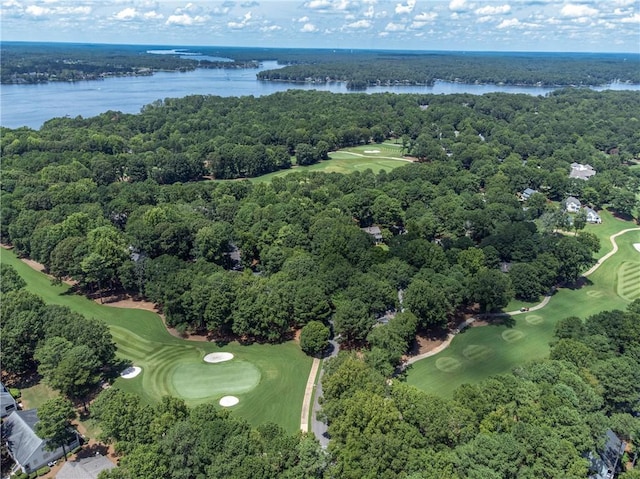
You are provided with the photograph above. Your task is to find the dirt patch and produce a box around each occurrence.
[413,334,445,355]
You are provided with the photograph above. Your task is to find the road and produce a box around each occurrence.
[310,338,339,448]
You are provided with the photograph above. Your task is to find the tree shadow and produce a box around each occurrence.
[482,313,516,328]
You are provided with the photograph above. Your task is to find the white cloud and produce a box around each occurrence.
[228,11,252,29]
[620,13,640,23]
[497,18,519,28]
[307,0,331,8]
[166,13,207,25]
[395,0,415,14]
[364,6,374,18]
[345,19,371,28]
[560,4,598,18]
[25,5,51,16]
[114,7,138,21]
[449,0,468,12]
[385,21,405,31]
[414,12,437,22]
[476,15,492,23]
[298,15,309,22]
[143,10,163,20]
[301,22,318,32]
[475,5,510,16]
[260,24,282,31]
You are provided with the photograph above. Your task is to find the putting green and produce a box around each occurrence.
[172,361,261,400]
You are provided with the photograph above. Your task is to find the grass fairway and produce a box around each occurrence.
[406,219,640,398]
[1,248,312,432]
[251,143,410,183]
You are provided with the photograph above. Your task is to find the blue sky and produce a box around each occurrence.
[1,0,639,53]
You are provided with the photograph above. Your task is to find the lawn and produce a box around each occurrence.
[406,218,640,398]
[1,248,312,432]
[251,144,411,183]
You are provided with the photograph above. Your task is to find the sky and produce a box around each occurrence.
[1,0,639,53]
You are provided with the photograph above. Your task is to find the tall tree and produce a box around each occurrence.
[35,398,77,461]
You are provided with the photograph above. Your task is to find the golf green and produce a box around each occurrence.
[171,360,261,400]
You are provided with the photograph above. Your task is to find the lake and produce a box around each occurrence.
[2,60,639,130]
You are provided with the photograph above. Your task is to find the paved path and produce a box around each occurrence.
[582,227,640,277]
[309,339,339,447]
[299,357,321,433]
[406,227,640,366]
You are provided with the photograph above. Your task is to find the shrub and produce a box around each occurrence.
[36,466,50,476]
[9,388,21,399]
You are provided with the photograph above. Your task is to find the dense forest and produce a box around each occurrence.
[3,43,639,87]
[0,43,258,84]
[257,52,640,89]
[1,86,640,477]
[1,88,639,349]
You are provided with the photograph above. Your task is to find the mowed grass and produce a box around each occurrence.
[251,143,410,183]
[1,248,312,432]
[406,220,640,398]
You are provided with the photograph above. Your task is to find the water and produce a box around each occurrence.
[1,60,638,130]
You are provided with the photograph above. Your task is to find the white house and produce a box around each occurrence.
[0,382,18,418]
[584,207,602,224]
[564,196,582,213]
[3,409,80,474]
[521,188,538,201]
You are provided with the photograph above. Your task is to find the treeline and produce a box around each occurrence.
[2,89,640,182]
[83,302,640,478]
[257,52,640,88]
[0,42,256,84]
[0,264,118,407]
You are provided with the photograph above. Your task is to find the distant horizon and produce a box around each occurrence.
[3,40,639,57]
[1,1,638,54]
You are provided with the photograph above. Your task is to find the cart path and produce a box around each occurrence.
[299,357,320,432]
[406,227,640,366]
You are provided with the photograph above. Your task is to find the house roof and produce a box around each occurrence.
[57,455,116,479]
[362,226,382,235]
[566,196,581,205]
[3,410,43,467]
[584,207,600,216]
[570,163,596,180]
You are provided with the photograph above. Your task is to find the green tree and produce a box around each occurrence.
[470,269,514,313]
[404,278,449,328]
[0,263,25,293]
[299,321,330,356]
[35,398,77,461]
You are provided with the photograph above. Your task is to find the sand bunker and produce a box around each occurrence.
[634,244,640,253]
[219,396,239,407]
[120,366,142,379]
[364,149,380,154]
[204,352,234,363]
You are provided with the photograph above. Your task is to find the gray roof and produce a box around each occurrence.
[523,188,537,197]
[570,163,596,180]
[57,455,116,479]
[566,196,581,205]
[3,410,43,467]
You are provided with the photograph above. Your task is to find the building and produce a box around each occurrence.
[570,162,597,180]
[0,382,18,418]
[584,207,602,224]
[3,409,80,474]
[521,188,538,201]
[564,196,582,213]
[56,455,116,479]
[589,429,626,479]
[361,226,383,244]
